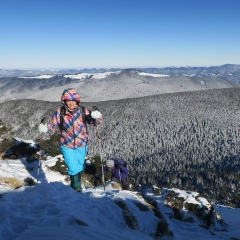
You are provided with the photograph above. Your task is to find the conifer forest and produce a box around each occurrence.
[0,87,239,207]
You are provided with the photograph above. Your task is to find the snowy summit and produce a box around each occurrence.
[0,140,240,240]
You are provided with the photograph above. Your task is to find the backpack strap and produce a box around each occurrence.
[81,106,86,125]
[59,105,66,131]
[114,158,127,167]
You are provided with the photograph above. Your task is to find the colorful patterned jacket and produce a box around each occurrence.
[47,107,92,148]
[47,88,102,149]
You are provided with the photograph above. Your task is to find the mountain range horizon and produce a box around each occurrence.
[0,64,239,103]
[1,63,240,77]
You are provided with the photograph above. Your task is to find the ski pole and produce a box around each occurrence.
[37,135,42,183]
[119,169,122,183]
[96,122,105,191]
[118,168,123,189]
[37,117,47,184]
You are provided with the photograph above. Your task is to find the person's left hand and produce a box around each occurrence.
[91,110,102,120]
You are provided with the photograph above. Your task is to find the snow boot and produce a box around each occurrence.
[70,172,82,191]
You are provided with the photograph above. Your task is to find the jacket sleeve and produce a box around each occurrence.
[47,108,61,132]
[85,108,103,126]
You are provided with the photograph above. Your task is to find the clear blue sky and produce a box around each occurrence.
[1,0,240,69]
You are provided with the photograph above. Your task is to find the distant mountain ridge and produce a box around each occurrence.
[0,66,239,103]
[1,64,240,83]
[0,68,121,78]
[137,64,240,85]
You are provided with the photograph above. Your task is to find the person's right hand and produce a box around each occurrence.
[38,123,48,133]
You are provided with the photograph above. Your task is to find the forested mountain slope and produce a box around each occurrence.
[0,87,239,206]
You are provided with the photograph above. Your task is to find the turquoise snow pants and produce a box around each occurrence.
[60,145,88,190]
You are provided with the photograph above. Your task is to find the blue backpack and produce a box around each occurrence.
[113,158,127,167]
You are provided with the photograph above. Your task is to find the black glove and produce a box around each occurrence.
[41,117,47,124]
[92,106,99,111]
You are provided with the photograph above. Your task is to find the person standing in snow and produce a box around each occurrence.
[105,158,129,190]
[38,88,103,192]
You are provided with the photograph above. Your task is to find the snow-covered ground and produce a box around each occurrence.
[20,75,55,79]
[63,71,121,79]
[137,71,169,77]
[17,71,166,80]
[1,148,240,240]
